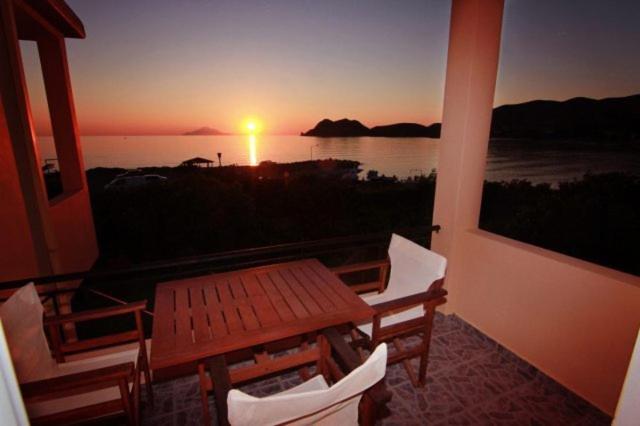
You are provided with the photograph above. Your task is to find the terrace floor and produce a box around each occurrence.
[141,313,611,425]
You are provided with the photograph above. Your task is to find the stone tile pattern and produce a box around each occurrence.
[140,314,611,426]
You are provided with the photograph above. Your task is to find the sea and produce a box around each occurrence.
[36,135,640,185]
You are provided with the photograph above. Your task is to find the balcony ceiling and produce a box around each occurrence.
[14,0,85,40]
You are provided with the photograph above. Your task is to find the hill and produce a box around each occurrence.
[490,94,640,140]
[370,122,441,138]
[301,94,640,141]
[183,126,227,136]
[302,119,440,138]
[302,119,370,137]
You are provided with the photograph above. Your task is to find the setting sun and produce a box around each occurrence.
[242,118,263,134]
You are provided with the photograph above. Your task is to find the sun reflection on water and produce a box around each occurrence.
[248,134,258,166]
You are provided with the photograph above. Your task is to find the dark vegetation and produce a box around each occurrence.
[87,161,639,276]
[88,160,435,265]
[480,173,640,276]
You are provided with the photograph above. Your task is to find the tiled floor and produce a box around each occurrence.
[141,314,611,425]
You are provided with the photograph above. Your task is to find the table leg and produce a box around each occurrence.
[205,355,232,426]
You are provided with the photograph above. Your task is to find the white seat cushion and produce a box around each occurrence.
[27,385,126,420]
[26,345,141,419]
[0,284,57,383]
[357,305,425,338]
[56,345,140,376]
[63,339,150,366]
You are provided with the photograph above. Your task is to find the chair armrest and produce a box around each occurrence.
[20,362,134,402]
[322,328,392,407]
[323,327,361,372]
[330,259,390,275]
[44,301,147,325]
[45,301,148,362]
[371,288,447,314]
[332,259,390,294]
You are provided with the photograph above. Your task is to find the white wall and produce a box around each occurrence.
[430,0,640,415]
[613,327,640,425]
[453,230,640,414]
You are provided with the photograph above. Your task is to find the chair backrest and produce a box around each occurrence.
[0,284,57,383]
[386,233,447,299]
[227,343,388,426]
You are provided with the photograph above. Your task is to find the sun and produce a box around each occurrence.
[242,118,262,135]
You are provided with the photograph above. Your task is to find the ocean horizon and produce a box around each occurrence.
[36,135,640,185]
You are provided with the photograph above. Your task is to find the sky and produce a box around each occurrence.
[21,0,640,136]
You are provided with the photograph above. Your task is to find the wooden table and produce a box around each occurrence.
[150,258,375,370]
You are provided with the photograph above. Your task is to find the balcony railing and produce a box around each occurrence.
[0,226,440,320]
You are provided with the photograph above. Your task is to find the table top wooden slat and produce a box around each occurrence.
[151,286,176,355]
[150,259,375,370]
[266,270,310,320]
[215,280,245,333]
[228,276,260,331]
[202,285,229,337]
[173,286,194,348]
[189,284,211,343]
[278,269,323,316]
[241,274,281,327]
[290,265,335,312]
[308,260,367,305]
[255,272,297,322]
[300,262,349,310]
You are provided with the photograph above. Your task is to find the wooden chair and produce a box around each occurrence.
[199,329,391,426]
[0,283,152,425]
[332,233,447,387]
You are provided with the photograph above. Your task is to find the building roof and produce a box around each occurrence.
[15,0,85,39]
[181,157,214,165]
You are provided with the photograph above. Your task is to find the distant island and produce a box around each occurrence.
[183,126,227,136]
[302,93,640,141]
[302,119,440,138]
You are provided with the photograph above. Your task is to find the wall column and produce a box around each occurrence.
[431,0,504,312]
[0,0,55,276]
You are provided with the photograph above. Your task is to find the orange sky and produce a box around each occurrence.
[22,1,450,136]
[20,0,640,136]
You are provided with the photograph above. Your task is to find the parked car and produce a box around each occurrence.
[104,174,167,190]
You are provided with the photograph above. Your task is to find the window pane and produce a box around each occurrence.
[480,0,640,276]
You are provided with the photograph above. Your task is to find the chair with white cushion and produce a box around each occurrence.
[332,233,447,387]
[0,283,152,425]
[227,343,387,426]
